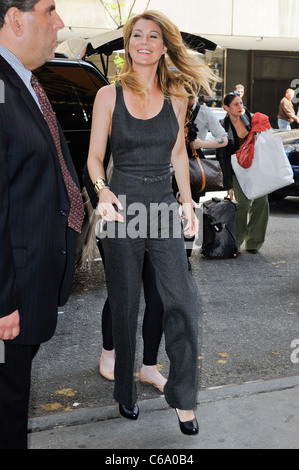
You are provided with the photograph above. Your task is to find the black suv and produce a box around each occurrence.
[34,56,109,189]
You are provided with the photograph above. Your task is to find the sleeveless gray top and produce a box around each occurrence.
[110,84,179,177]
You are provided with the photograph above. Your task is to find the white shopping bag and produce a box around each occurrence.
[231,129,294,199]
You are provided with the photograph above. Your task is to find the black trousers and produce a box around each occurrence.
[0,343,39,449]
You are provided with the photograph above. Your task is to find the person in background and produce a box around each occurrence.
[235,83,245,99]
[181,98,228,263]
[277,88,299,130]
[234,84,253,116]
[217,92,269,254]
[189,101,228,162]
[0,0,84,449]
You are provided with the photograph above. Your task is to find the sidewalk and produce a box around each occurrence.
[28,374,299,450]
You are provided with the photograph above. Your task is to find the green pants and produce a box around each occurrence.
[233,176,269,251]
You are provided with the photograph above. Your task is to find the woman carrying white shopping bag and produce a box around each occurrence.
[216,92,270,254]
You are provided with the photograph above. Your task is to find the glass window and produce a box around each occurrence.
[34,61,107,131]
[200,49,225,108]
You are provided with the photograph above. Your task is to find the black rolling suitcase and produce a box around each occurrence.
[202,198,238,259]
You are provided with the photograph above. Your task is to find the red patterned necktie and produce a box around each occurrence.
[31,74,85,233]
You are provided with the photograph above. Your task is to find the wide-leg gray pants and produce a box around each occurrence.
[100,169,199,410]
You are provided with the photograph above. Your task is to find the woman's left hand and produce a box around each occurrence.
[182,202,199,237]
[226,189,234,200]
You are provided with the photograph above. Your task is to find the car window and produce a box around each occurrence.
[34,62,106,131]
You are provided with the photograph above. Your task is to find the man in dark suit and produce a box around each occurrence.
[0,0,85,448]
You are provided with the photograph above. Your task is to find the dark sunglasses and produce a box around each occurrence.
[229,91,241,96]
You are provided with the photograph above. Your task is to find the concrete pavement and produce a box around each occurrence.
[28,374,299,449]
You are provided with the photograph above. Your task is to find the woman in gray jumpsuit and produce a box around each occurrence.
[87,10,216,435]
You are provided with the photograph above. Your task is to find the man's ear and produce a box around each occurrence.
[6,7,25,37]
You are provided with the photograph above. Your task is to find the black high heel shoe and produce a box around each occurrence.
[175,409,199,435]
[119,403,139,420]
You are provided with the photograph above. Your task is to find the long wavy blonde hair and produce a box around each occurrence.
[115,10,218,102]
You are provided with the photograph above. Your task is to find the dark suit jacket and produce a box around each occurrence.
[0,56,79,345]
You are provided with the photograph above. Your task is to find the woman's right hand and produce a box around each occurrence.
[226,189,234,200]
[96,189,124,222]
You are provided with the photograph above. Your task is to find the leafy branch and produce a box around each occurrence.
[99,0,151,27]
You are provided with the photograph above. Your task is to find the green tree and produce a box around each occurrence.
[99,0,151,27]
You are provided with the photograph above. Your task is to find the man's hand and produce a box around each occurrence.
[0,310,20,340]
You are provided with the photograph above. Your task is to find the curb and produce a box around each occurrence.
[28,373,299,434]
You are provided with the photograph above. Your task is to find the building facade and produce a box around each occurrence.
[56,0,299,127]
